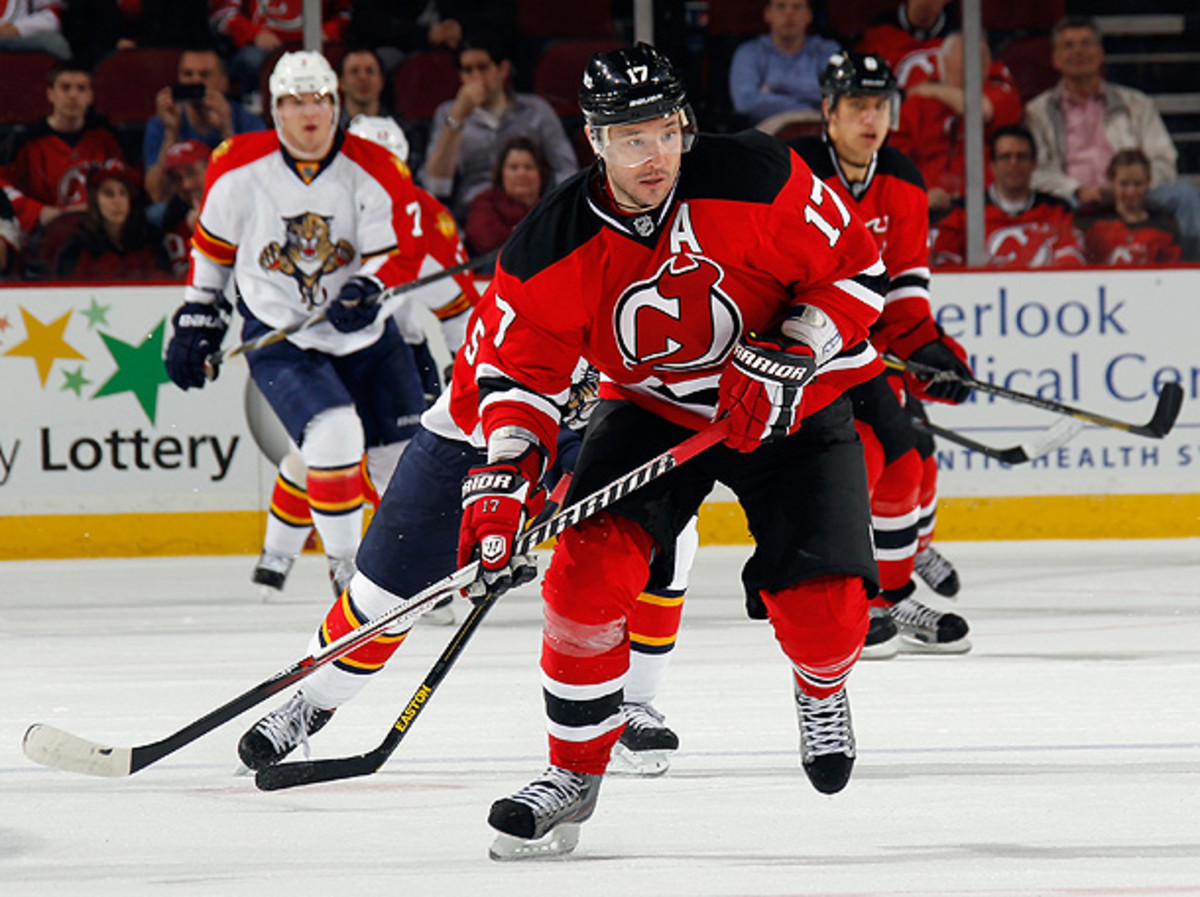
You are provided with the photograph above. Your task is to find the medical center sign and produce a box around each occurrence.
[928,269,1196,498]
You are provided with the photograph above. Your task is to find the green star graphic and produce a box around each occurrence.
[92,319,171,422]
[61,366,91,396]
[81,298,111,329]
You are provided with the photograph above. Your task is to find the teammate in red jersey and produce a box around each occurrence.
[1083,148,1182,266]
[458,44,888,860]
[791,52,972,656]
[931,125,1085,268]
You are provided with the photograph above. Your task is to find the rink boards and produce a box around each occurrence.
[1,269,1197,558]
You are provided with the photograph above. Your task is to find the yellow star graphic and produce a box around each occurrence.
[3,307,86,386]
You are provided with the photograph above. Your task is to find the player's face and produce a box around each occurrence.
[1112,162,1150,217]
[826,95,891,165]
[990,136,1036,197]
[96,179,130,228]
[47,72,93,119]
[275,93,336,158]
[597,114,684,211]
[501,149,543,206]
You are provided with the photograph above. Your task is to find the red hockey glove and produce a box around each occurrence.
[905,333,972,404]
[457,448,543,603]
[717,330,819,453]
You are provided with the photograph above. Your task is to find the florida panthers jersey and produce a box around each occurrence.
[187,129,422,355]
[793,136,940,358]
[1083,211,1182,266]
[931,190,1085,269]
[463,130,887,457]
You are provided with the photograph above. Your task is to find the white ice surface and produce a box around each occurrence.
[2,540,1199,896]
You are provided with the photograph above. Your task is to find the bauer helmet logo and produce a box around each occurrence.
[613,253,742,372]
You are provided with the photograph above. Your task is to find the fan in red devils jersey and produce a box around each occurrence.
[790,51,972,659]
[932,125,1085,268]
[1083,148,1182,266]
[465,43,888,861]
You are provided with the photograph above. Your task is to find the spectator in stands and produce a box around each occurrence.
[338,47,394,126]
[855,0,955,76]
[727,0,841,126]
[0,0,71,59]
[142,47,264,203]
[56,160,167,281]
[1024,15,1200,260]
[347,1,517,72]
[890,31,1022,216]
[1082,148,1182,266]
[210,1,351,96]
[465,134,550,257]
[0,175,63,276]
[129,1,212,51]
[5,60,125,210]
[147,139,210,278]
[419,34,577,223]
[931,124,1084,268]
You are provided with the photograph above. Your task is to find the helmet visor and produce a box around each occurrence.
[589,107,697,169]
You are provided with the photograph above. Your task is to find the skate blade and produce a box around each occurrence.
[606,742,671,777]
[488,824,580,861]
[859,636,900,660]
[898,635,972,655]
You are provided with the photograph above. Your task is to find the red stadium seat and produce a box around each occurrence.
[983,0,1066,35]
[0,52,58,125]
[707,0,768,36]
[828,0,896,41]
[392,50,461,123]
[516,0,615,38]
[999,35,1057,104]
[92,49,182,126]
[534,39,625,117]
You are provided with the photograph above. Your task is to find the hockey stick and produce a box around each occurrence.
[915,416,1085,464]
[22,420,726,780]
[206,249,498,371]
[885,355,1184,439]
[255,423,730,792]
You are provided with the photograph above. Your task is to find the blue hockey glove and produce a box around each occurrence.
[326,274,384,333]
[165,300,229,390]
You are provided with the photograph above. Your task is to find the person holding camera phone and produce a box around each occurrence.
[143,47,265,203]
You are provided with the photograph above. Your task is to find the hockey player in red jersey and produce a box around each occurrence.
[459,44,889,860]
[164,51,427,597]
[791,52,972,656]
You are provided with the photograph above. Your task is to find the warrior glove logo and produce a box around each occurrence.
[613,254,742,373]
[480,535,509,565]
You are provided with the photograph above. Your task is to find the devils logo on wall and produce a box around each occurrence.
[613,254,742,373]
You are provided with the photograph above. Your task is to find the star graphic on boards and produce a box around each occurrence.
[61,366,92,396]
[3,307,86,385]
[92,318,171,422]
[81,298,112,329]
[0,314,11,333]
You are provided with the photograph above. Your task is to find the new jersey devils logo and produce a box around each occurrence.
[613,254,742,372]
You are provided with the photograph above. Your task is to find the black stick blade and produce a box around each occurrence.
[1139,382,1184,438]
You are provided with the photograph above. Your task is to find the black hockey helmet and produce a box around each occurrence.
[579,42,689,127]
[819,51,898,108]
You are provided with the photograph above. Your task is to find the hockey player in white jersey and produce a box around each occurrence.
[165,51,428,597]
[248,115,481,609]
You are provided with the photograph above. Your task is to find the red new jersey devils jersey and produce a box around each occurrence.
[460,130,887,457]
[793,137,941,358]
[931,191,1085,269]
[1083,211,1182,266]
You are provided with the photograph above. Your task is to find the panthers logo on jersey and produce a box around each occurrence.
[259,212,356,309]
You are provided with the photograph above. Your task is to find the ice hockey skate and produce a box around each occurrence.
[795,684,855,794]
[487,765,602,860]
[237,691,334,771]
[251,550,295,594]
[889,593,971,653]
[327,556,355,598]
[607,703,678,776]
[913,545,961,597]
[860,605,899,660]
